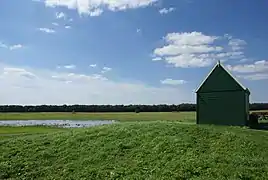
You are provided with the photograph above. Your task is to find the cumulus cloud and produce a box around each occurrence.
[56,64,76,69]
[226,60,268,81]
[56,12,66,19]
[63,64,76,69]
[65,25,71,29]
[226,60,268,73]
[0,42,7,49]
[152,31,248,68]
[89,64,97,68]
[3,67,36,79]
[52,22,59,26]
[160,78,187,85]
[101,66,112,73]
[38,28,56,33]
[0,42,23,50]
[228,38,247,51]
[51,72,107,82]
[44,0,158,15]
[9,44,23,50]
[0,63,191,105]
[152,57,162,61]
[237,73,268,81]
[88,8,103,16]
[159,7,175,14]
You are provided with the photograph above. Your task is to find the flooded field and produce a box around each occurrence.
[0,120,116,128]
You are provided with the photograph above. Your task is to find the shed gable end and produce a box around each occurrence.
[197,64,245,93]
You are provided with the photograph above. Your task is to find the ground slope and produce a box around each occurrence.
[1,122,268,179]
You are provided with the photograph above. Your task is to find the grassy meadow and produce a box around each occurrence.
[0,110,266,121]
[0,126,68,140]
[1,122,268,179]
[1,111,268,179]
[0,111,196,122]
[0,112,195,141]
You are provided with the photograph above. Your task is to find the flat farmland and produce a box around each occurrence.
[0,112,196,122]
[0,110,266,121]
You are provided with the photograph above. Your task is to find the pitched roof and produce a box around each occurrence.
[195,61,248,93]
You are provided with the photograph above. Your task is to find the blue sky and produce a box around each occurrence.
[0,0,267,105]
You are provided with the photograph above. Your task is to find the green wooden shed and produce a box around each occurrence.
[195,61,250,126]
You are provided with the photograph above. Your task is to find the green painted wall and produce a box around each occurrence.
[196,64,250,126]
[198,65,244,93]
[197,91,246,126]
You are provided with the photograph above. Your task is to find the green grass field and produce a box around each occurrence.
[0,110,266,121]
[0,112,196,122]
[0,112,195,141]
[1,122,268,179]
[0,111,266,140]
[1,111,268,179]
[0,126,68,140]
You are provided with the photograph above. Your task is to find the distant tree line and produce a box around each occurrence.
[0,103,267,113]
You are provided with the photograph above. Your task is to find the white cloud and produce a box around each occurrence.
[164,54,215,68]
[89,8,103,16]
[0,63,191,105]
[159,7,175,14]
[153,32,223,68]
[226,60,268,73]
[52,22,59,26]
[164,32,218,46]
[0,42,8,49]
[9,44,23,50]
[239,58,250,63]
[136,28,141,33]
[160,78,187,85]
[237,73,268,81]
[89,64,97,68]
[0,42,23,50]
[154,44,222,56]
[226,60,268,81]
[228,38,247,51]
[38,28,56,33]
[152,57,162,61]
[101,66,112,73]
[152,31,250,68]
[51,72,107,82]
[3,67,36,79]
[65,25,71,29]
[56,12,66,19]
[56,64,76,69]
[44,0,158,15]
[63,64,76,69]
[103,67,112,71]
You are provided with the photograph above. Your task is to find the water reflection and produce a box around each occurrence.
[0,120,116,128]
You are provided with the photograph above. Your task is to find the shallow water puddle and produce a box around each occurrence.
[0,120,116,128]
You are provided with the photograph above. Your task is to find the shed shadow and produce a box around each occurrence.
[249,122,268,131]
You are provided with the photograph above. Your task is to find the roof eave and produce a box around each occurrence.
[195,62,220,93]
